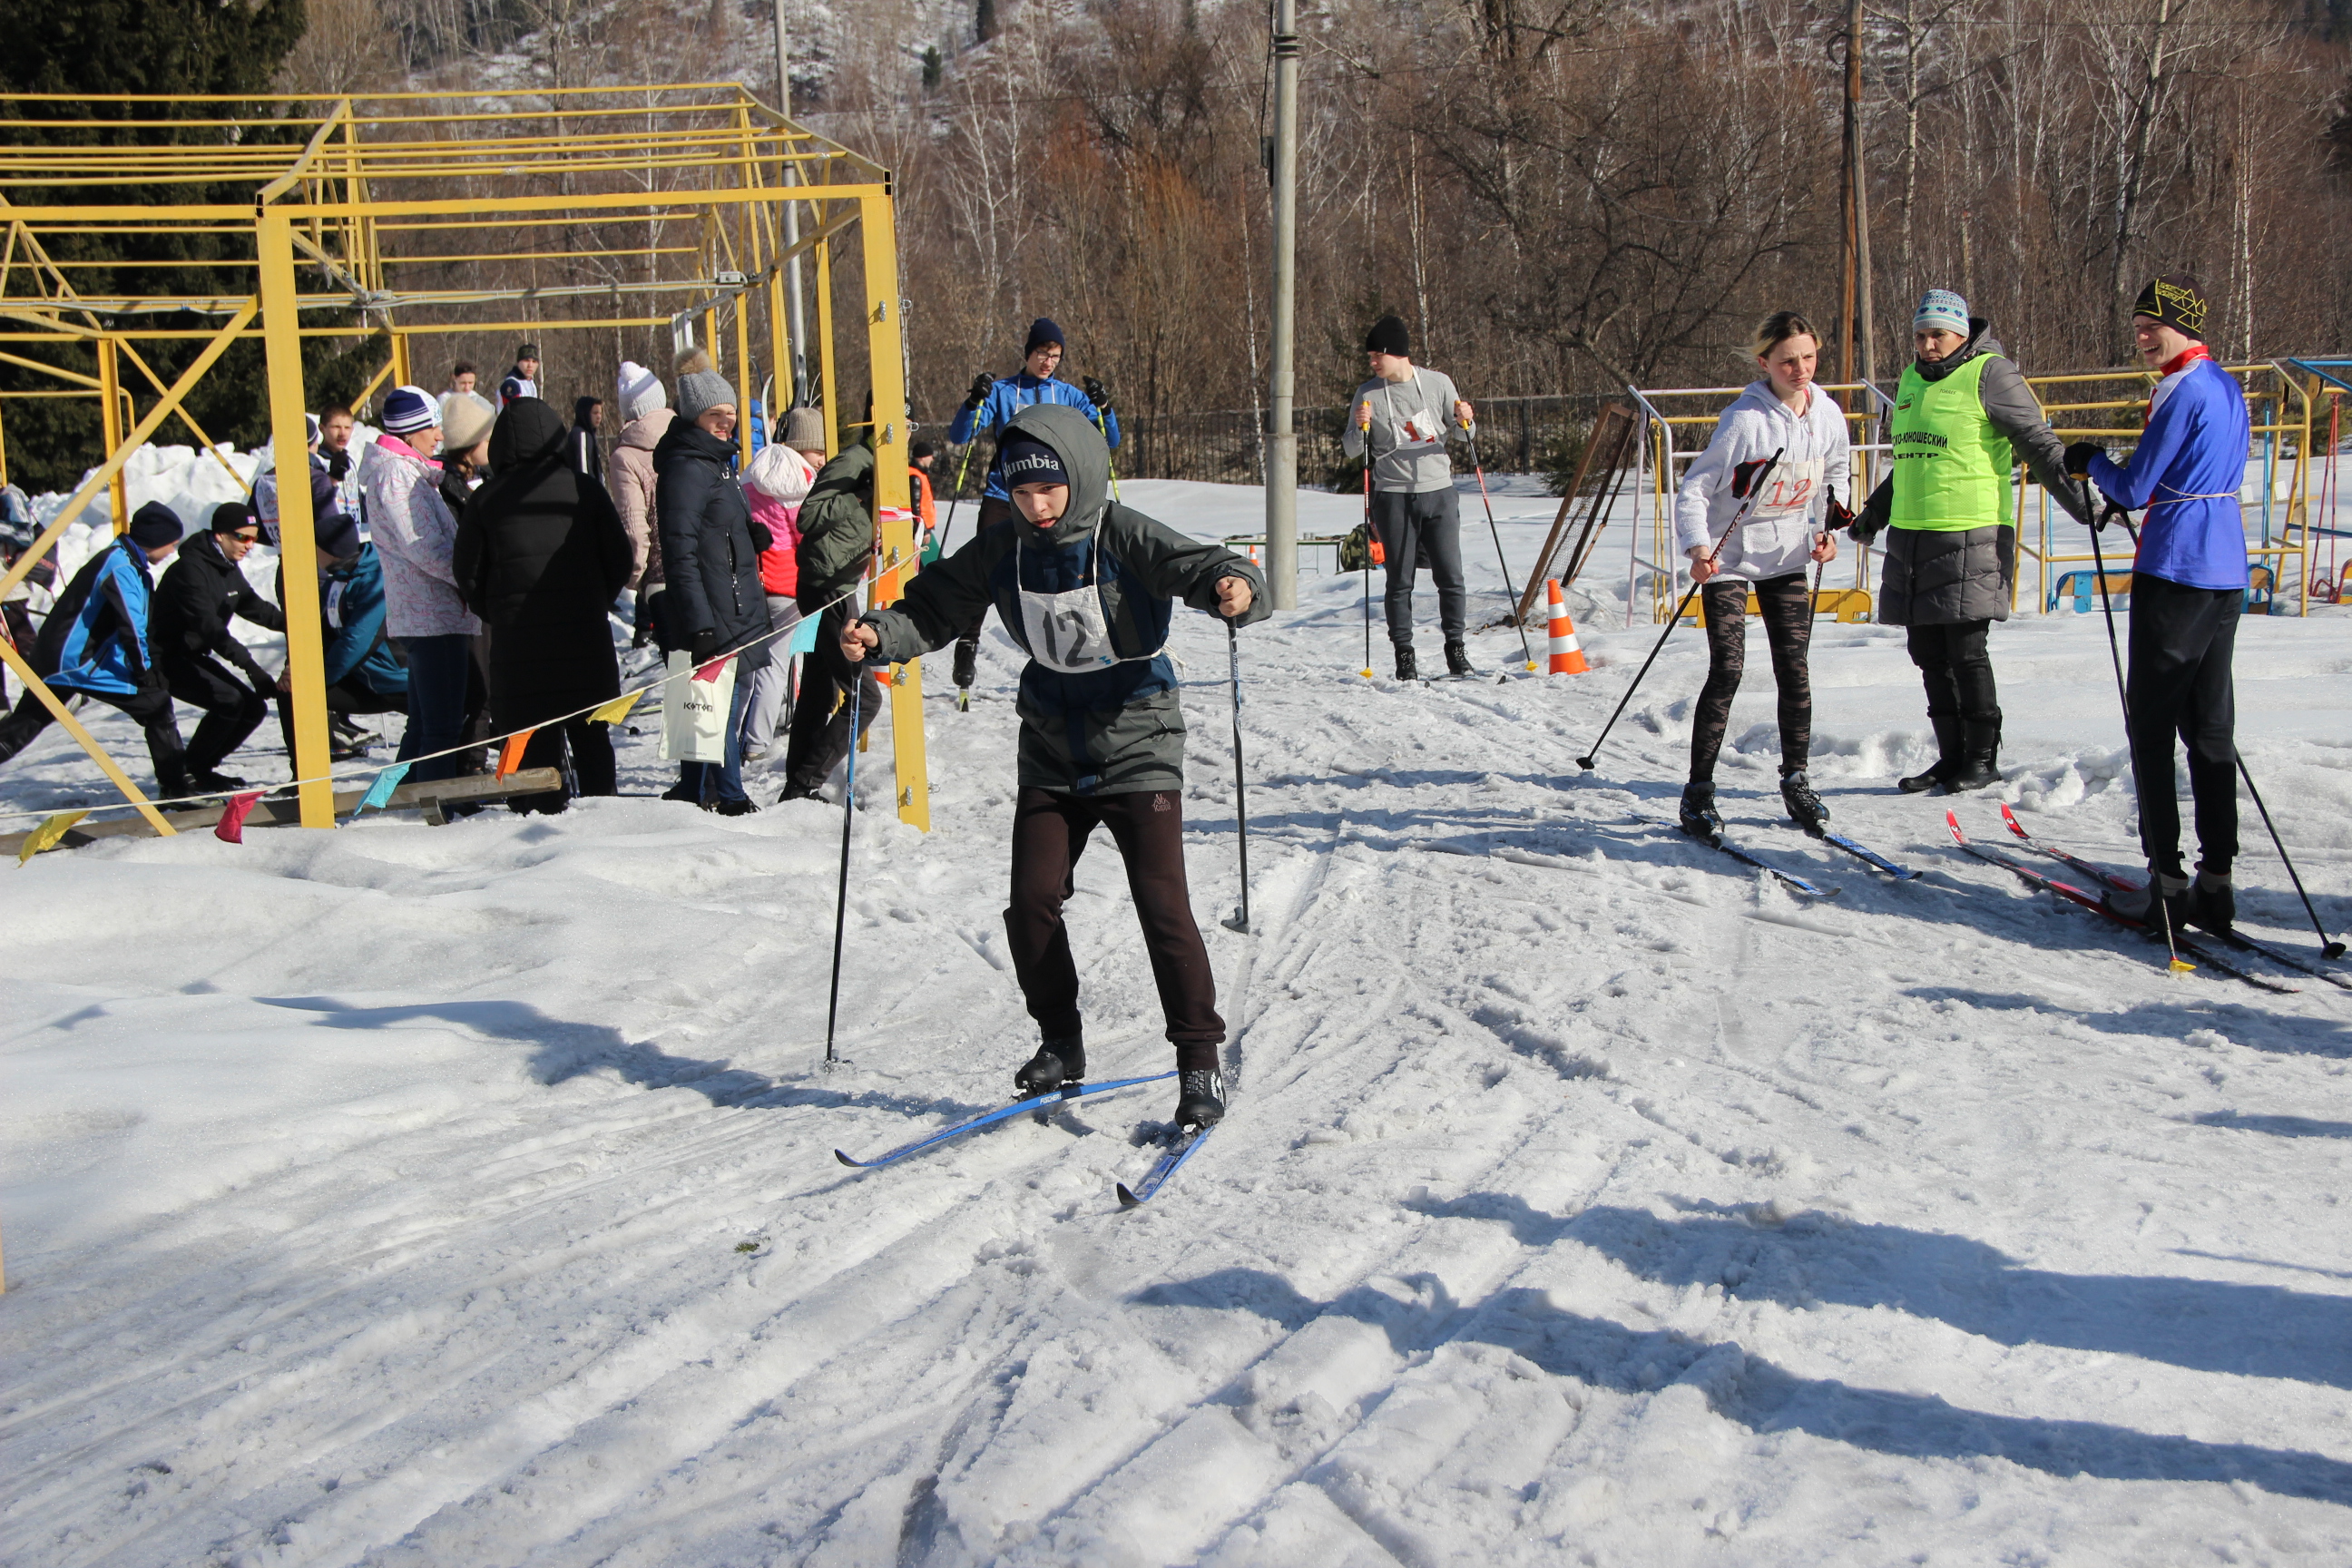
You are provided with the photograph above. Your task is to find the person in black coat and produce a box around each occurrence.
[152,503,283,789]
[570,396,604,485]
[652,367,770,812]
[454,397,634,813]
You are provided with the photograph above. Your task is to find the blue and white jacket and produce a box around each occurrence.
[948,374,1121,502]
[2088,354,2251,592]
[36,535,159,697]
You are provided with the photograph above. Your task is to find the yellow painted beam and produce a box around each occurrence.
[858,193,926,833]
[256,211,336,829]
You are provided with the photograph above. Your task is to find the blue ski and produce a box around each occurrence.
[1817,828,1922,880]
[1633,814,1835,897]
[835,1071,1177,1170]
[1116,1122,1216,1207]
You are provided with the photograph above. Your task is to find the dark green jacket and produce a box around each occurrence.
[863,403,1268,795]
[795,441,876,613]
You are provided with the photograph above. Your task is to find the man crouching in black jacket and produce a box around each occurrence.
[152,503,283,790]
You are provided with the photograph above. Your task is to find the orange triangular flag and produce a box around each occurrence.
[496,730,535,779]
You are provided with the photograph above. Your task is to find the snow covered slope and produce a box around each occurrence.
[4,478,2351,1565]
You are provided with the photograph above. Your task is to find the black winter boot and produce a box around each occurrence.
[2184,864,2235,936]
[952,636,977,691]
[1444,640,1475,677]
[2103,865,2191,930]
[1779,769,1829,836]
[1678,780,1723,841]
[1393,642,1419,681]
[1016,1035,1085,1097]
[1899,714,1964,792]
[1175,1068,1225,1129]
[1941,715,2002,793]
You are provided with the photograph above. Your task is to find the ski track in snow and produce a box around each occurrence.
[5,476,2352,1564]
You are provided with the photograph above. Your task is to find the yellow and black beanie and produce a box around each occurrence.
[2132,274,2210,341]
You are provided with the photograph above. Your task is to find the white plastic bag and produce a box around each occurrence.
[661,650,737,763]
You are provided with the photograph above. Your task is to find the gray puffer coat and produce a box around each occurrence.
[1855,318,2086,625]
[861,404,1267,795]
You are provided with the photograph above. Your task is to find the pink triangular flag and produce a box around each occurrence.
[691,657,729,683]
[214,790,264,844]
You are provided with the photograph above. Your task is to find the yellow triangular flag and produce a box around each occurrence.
[17,809,90,865]
[588,689,647,726]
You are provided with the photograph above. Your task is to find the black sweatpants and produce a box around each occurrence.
[1371,487,1467,642]
[952,495,1020,677]
[0,681,186,788]
[2127,573,2239,877]
[162,653,270,775]
[1906,620,2000,730]
[782,600,881,795]
[1005,786,1224,1070]
[1690,573,1812,781]
[506,719,616,814]
[276,679,407,757]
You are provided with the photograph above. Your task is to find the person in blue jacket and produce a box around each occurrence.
[943,317,1121,696]
[0,501,191,797]
[275,510,409,765]
[2066,273,2249,936]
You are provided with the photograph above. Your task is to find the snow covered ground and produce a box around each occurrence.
[5,476,2352,1566]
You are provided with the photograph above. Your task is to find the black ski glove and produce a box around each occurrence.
[1082,376,1114,413]
[1730,457,1770,499]
[1823,488,1856,534]
[2063,440,2106,479]
[1849,476,1892,544]
[690,628,721,665]
[963,372,994,411]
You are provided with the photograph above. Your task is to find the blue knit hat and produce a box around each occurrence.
[1914,289,1970,336]
[126,501,182,549]
[381,384,438,436]
[1024,318,1064,357]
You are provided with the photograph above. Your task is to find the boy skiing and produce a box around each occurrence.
[843,405,1263,1129]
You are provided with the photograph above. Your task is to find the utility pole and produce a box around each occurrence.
[1847,0,1877,393]
[1263,0,1300,610]
[772,0,809,407]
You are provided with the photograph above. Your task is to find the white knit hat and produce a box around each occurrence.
[618,360,666,423]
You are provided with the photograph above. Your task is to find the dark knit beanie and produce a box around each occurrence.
[126,502,181,549]
[1024,318,1065,357]
[210,501,256,533]
[2132,274,2210,341]
[315,511,362,561]
[998,433,1069,492]
[1364,315,1410,358]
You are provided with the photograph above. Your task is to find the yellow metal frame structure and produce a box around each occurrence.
[0,85,927,831]
[1632,363,2318,624]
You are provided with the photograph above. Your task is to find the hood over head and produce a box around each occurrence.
[996,402,1110,543]
[488,397,569,470]
[620,406,674,450]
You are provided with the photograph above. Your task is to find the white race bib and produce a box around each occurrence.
[1747,456,1824,521]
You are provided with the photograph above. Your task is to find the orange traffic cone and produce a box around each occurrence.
[1546,580,1588,674]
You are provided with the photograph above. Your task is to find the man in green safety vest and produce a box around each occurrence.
[1854,289,2086,792]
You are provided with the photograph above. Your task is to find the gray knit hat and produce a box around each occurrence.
[781,406,826,453]
[676,369,736,423]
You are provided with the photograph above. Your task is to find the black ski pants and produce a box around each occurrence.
[161,652,270,775]
[0,681,186,789]
[951,495,1020,681]
[1906,619,2000,742]
[1370,487,1467,642]
[1690,573,1813,781]
[2127,573,2239,877]
[1005,786,1223,1071]
[782,600,881,795]
[275,679,407,758]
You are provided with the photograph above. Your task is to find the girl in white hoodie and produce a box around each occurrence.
[1671,310,1850,838]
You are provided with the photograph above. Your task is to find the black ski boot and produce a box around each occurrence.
[2184,863,2235,936]
[191,769,248,792]
[1444,640,1475,678]
[952,636,977,692]
[1015,1035,1085,1097]
[1678,780,1723,841]
[1898,714,1963,793]
[1175,1068,1225,1129]
[2103,864,2191,929]
[1393,642,1419,681]
[1941,713,2002,793]
[1779,769,1829,837]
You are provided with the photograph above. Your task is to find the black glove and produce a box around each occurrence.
[1082,376,1114,413]
[1850,476,1892,544]
[2063,441,2106,480]
[691,628,721,665]
[1823,488,1855,534]
[1730,457,1771,499]
[963,372,994,410]
[747,518,773,554]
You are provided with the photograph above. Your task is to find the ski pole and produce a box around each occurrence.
[2234,750,2347,957]
[1359,402,1379,677]
[2082,476,2189,973]
[1220,619,1252,934]
[1576,448,1781,770]
[824,670,861,1067]
[1465,432,1535,670]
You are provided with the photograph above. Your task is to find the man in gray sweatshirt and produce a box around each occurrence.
[1341,315,1476,679]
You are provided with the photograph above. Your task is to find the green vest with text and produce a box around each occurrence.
[1889,354,2014,533]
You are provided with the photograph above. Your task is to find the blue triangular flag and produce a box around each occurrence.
[358,762,411,813]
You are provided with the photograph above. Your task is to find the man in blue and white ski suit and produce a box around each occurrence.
[943,317,1121,694]
[2067,273,2251,935]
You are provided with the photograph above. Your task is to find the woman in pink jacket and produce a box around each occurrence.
[358,384,481,783]
[738,435,816,762]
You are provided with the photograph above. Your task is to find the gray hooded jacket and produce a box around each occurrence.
[862,404,1268,795]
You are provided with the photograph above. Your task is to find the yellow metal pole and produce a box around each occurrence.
[858,193,926,832]
[734,297,754,465]
[390,330,410,394]
[257,210,336,829]
[814,230,837,456]
[95,336,127,533]
[0,394,8,487]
